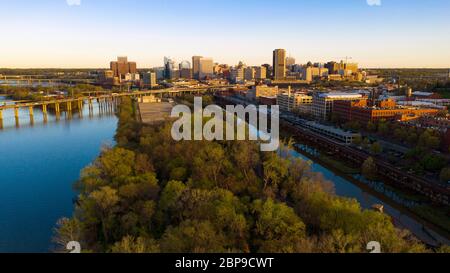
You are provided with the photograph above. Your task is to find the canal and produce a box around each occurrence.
[0,96,448,252]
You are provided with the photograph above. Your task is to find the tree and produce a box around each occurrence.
[160,220,227,253]
[252,199,306,253]
[367,121,377,132]
[421,154,447,172]
[52,218,82,253]
[370,142,383,155]
[98,147,135,181]
[439,167,450,183]
[362,157,377,180]
[263,153,290,195]
[353,135,363,146]
[111,236,159,253]
[82,186,120,243]
[192,143,228,188]
[418,130,440,150]
[377,120,389,135]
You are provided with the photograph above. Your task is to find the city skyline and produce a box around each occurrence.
[1,0,450,68]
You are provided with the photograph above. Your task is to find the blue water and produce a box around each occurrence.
[0,96,117,252]
[0,96,447,252]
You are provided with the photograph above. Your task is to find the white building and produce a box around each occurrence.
[277,92,312,113]
[312,92,362,120]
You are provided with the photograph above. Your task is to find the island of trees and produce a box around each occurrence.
[54,97,449,253]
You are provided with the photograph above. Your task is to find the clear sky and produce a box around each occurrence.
[0,0,449,68]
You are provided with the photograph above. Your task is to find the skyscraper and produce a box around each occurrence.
[192,56,203,80]
[142,72,157,88]
[199,57,214,80]
[273,49,286,80]
[164,57,176,79]
[179,60,192,79]
[110,56,137,79]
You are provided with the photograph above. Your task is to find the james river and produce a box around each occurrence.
[0,96,448,252]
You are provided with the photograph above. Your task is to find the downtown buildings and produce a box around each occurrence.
[273,49,286,80]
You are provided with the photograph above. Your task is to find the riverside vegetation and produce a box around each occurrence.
[53,97,449,253]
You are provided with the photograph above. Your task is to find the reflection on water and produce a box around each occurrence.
[0,96,118,253]
[0,96,448,252]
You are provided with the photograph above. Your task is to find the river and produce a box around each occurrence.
[0,96,117,252]
[0,96,447,252]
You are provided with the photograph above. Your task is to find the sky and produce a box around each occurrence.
[0,0,449,68]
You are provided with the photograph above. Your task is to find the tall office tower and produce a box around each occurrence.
[192,56,203,80]
[142,72,157,88]
[255,66,267,80]
[164,57,176,79]
[273,49,286,80]
[199,57,214,79]
[244,67,255,81]
[110,56,137,78]
[179,60,192,79]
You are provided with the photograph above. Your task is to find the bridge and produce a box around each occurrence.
[0,78,95,86]
[0,85,234,128]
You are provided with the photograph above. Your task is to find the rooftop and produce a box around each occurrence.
[318,92,362,99]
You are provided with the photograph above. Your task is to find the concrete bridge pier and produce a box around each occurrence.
[42,104,48,123]
[66,101,72,119]
[29,106,34,125]
[13,107,20,127]
[55,102,60,120]
[78,99,83,117]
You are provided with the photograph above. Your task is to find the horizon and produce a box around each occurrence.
[0,0,449,69]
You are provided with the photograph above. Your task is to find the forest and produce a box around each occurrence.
[53,96,449,253]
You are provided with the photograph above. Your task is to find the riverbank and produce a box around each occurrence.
[0,96,118,252]
[278,127,450,245]
[54,97,442,253]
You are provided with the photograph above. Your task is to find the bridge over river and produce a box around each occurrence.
[0,85,233,128]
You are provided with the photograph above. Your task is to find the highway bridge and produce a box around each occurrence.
[0,85,233,127]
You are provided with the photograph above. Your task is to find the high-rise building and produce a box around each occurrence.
[142,72,158,89]
[110,56,137,80]
[273,49,286,80]
[255,66,267,80]
[178,60,192,79]
[153,67,166,80]
[164,57,176,79]
[192,56,203,80]
[230,67,245,83]
[199,57,214,79]
[180,68,192,79]
[244,67,255,81]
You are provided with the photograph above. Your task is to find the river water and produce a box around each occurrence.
[0,96,117,252]
[0,96,447,252]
